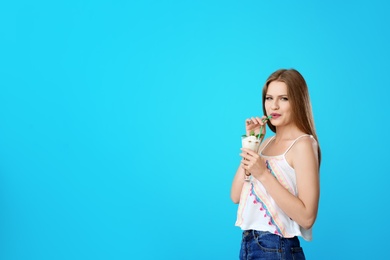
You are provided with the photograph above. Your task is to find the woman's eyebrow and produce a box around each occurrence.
[265,94,288,97]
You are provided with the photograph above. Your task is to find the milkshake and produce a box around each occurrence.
[241,115,272,181]
[241,135,261,153]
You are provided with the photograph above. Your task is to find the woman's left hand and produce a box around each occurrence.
[240,148,267,179]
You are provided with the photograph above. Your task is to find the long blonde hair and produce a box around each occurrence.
[262,69,321,165]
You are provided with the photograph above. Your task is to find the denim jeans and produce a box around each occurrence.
[239,230,306,260]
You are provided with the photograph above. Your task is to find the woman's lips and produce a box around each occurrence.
[270,113,281,119]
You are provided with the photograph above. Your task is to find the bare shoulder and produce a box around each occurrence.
[290,135,319,168]
[294,135,318,152]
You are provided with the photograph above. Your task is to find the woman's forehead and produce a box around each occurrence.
[267,81,288,95]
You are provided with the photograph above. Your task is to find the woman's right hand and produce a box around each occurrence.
[245,116,268,137]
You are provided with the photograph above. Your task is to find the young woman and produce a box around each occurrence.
[231,69,321,260]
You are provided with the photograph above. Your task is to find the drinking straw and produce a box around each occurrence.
[258,115,272,140]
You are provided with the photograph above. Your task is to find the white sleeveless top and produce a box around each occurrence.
[235,134,314,241]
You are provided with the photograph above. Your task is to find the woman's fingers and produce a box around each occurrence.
[241,148,257,157]
[246,118,257,126]
[253,117,262,125]
[241,159,248,166]
[246,116,270,125]
[259,116,270,125]
[241,148,262,164]
[246,118,261,136]
[240,159,253,169]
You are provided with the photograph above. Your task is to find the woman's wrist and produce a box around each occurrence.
[256,169,273,183]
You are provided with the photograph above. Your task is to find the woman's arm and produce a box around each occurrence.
[230,165,246,204]
[241,137,319,229]
[231,136,272,204]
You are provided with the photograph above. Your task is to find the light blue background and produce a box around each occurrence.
[0,1,388,259]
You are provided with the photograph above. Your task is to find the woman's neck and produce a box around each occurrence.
[274,125,303,143]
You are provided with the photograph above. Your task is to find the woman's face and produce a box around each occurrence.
[265,81,293,127]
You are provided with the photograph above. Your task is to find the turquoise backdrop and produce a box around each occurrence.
[1,0,389,259]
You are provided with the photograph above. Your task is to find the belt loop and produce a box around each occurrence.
[251,229,256,238]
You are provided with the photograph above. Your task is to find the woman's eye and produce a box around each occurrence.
[281,97,288,101]
[265,97,272,100]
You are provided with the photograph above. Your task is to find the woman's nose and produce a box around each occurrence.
[271,100,279,109]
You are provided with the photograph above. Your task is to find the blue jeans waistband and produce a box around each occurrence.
[240,230,305,259]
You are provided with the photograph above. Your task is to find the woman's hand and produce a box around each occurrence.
[245,116,268,137]
[240,148,268,180]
